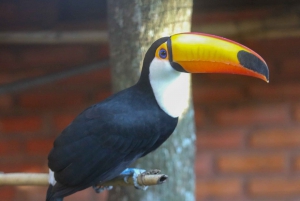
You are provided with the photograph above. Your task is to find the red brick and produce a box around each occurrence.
[0,95,13,109]
[17,0,59,25]
[94,44,110,60]
[0,48,17,63]
[248,178,300,197]
[217,153,285,173]
[0,2,17,22]
[0,71,45,85]
[0,187,15,201]
[214,104,290,126]
[13,186,48,201]
[243,38,300,59]
[281,57,300,76]
[57,68,111,89]
[19,92,86,110]
[0,116,42,133]
[26,139,53,154]
[0,140,22,155]
[53,113,77,131]
[249,84,300,101]
[12,186,107,201]
[95,90,112,102]
[294,104,300,122]
[249,127,300,148]
[193,7,274,23]
[0,73,14,84]
[12,186,104,201]
[65,188,107,201]
[20,164,46,173]
[194,108,205,127]
[192,84,245,105]
[196,178,242,199]
[30,70,111,98]
[0,163,44,173]
[197,128,245,150]
[292,155,300,171]
[195,153,213,176]
[21,45,89,67]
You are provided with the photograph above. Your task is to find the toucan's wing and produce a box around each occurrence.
[48,89,177,187]
[49,109,155,187]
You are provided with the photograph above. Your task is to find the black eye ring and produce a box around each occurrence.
[159,48,167,59]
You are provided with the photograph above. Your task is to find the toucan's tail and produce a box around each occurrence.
[46,185,63,201]
[46,182,87,201]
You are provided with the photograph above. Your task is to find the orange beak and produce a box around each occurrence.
[156,32,269,82]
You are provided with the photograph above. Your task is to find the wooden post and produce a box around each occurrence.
[107,1,196,201]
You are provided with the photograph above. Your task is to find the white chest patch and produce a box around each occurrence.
[49,169,56,186]
[149,58,191,118]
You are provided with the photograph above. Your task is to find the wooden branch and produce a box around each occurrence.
[0,60,109,95]
[0,173,49,186]
[0,170,168,187]
[0,31,108,44]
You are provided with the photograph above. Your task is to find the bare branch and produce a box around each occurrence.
[0,61,109,95]
[0,171,168,187]
[0,31,108,44]
[0,173,49,186]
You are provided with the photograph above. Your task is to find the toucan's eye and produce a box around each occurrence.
[159,49,167,59]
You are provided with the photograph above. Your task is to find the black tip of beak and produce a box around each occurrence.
[238,50,269,81]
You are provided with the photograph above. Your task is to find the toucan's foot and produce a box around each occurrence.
[120,168,148,190]
[93,185,113,193]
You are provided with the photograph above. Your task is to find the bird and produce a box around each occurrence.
[46,32,269,201]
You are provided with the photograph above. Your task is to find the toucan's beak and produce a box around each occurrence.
[167,32,269,82]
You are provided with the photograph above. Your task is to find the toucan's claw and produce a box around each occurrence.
[93,185,113,193]
[120,168,149,190]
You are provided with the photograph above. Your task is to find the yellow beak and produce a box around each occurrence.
[164,33,269,82]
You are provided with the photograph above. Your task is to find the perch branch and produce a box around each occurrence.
[0,173,49,186]
[0,170,168,187]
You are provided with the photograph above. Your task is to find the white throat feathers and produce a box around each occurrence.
[49,169,56,186]
[149,58,190,118]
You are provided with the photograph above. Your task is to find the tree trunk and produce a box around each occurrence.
[107,1,196,201]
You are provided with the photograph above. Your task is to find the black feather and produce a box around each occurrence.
[46,185,64,201]
[47,36,177,199]
[47,83,178,198]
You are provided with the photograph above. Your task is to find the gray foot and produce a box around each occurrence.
[93,185,113,193]
[120,168,148,190]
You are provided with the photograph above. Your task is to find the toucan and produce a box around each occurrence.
[46,32,269,201]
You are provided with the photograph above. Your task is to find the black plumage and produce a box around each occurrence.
[46,37,178,200]
[46,32,269,201]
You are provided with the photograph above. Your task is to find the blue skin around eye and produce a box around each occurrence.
[159,49,167,59]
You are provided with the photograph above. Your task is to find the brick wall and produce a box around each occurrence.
[0,43,110,200]
[194,37,300,200]
[1,1,300,201]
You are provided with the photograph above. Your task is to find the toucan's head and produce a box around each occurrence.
[139,32,269,117]
[141,32,269,82]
